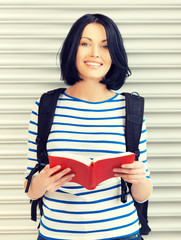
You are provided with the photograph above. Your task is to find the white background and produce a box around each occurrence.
[0,0,181,239]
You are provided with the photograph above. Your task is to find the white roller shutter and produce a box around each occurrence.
[0,1,180,239]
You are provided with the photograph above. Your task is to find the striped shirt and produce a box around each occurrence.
[26,91,150,240]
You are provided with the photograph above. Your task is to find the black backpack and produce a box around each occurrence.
[25,88,151,237]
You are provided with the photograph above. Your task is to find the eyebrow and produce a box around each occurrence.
[81,37,107,42]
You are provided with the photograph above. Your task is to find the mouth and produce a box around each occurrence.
[84,60,103,68]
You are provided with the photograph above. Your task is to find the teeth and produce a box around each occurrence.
[85,62,101,66]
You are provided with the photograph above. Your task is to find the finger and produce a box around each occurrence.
[48,173,75,192]
[115,173,146,184]
[114,168,145,175]
[49,167,73,184]
[121,161,144,169]
[42,165,61,177]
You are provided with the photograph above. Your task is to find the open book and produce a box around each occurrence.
[49,152,135,190]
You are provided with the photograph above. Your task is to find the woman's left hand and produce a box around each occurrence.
[113,161,147,184]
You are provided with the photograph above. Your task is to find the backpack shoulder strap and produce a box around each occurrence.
[121,92,144,160]
[121,92,151,236]
[120,92,144,203]
[36,88,66,165]
[25,88,66,193]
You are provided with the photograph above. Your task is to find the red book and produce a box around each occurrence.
[49,152,135,190]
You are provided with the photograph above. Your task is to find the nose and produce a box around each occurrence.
[91,45,100,58]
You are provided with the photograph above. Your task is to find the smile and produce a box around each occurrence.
[84,61,103,68]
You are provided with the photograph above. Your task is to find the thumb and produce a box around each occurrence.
[40,164,50,172]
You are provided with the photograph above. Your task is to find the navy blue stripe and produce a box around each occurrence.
[142,129,146,133]
[30,120,38,126]
[43,209,136,224]
[62,92,120,104]
[52,122,124,128]
[28,130,37,136]
[28,140,36,145]
[32,110,38,116]
[47,148,124,154]
[50,130,124,137]
[59,97,125,103]
[56,106,125,112]
[47,139,125,145]
[54,113,125,120]
[57,183,122,196]
[142,159,147,163]
[43,200,134,214]
[40,218,139,234]
[139,139,146,144]
[38,230,139,240]
[29,148,37,152]
[35,101,39,106]
[61,185,84,189]
[44,194,122,204]
[140,149,147,154]
[97,230,140,240]
[28,158,37,161]
[27,167,34,171]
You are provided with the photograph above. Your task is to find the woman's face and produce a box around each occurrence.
[76,23,112,83]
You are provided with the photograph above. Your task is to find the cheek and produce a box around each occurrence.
[103,52,112,65]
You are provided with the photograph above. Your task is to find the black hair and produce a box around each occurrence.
[60,13,131,90]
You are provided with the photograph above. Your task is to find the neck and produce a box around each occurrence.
[65,81,115,102]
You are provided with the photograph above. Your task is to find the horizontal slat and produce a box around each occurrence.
[0,80,181,95]
[0,5,181,9]
[1,200,180,217]
[148,156,181,171]
[0,22,181,36]
[0,232,180,240]
[0,185,181,202]
[0,0,181,6]
[0,140,181,157]
[0,52,180,66]
[144,232,181,240]
[0,67,180,81]
[1,95,181,111]
[1,20,181,23]
[0,36,181,51]
[145,112,181,125]
[0,233,37,240]
[0,65,181,69]
[147,216,181,231]
[0,216,180,232]
[0,7,181,24]
[147,141,181,155]
[148,202,181,216]
[0,169,181,186]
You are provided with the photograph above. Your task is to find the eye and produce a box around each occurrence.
[102,45,108,49]
[81,42,89,47]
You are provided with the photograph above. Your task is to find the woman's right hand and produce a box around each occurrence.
[37,164,75,193]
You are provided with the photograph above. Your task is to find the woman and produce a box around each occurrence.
[25,14,152,240]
